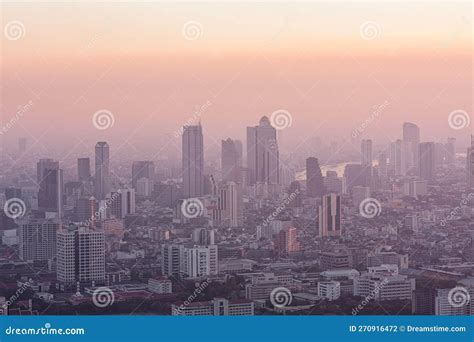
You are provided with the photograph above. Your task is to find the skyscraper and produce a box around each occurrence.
[77,157,91,181]
[419,142,436,181]
[95,142,110,200]
[446,137,456,165]
[361,139,373,168]
[389,140,408,176]
[213,181,243,227]
[132,161,155,189]
[57,226,105,283]
[275,227,298,254]
[19,219,59,261]
[182,124,204,198]
[467,136,474,189]
[318,193,341,237]
[221,138,242,183]
[37,159,63,217]
[378,152,387,177]
[246,116,279,186]
[306,157,325,197]
[403,122,420,172]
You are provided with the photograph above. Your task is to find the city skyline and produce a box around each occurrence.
[0,0,473,320]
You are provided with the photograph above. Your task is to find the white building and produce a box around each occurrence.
[182,245,218,278]
[354,273,415,301]
[148,278,172,294]
[57,226,105,283]
[172,298,254,316]
[318,281,341,301]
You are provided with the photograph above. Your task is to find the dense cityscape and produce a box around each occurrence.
[0,112,473,316]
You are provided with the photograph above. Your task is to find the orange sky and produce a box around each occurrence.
[1,1,472,156]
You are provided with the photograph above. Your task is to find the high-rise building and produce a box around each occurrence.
[57,226,105,283]
[419,142,436,181]
[161,244,182,277]
[246,116,279,186]
[192,228,215,245]
[213,181,243,227]
[306,157,325,197]
[132,161,155,189]
[221,138,242,183]
[181,245,218,278]
[95,142,110,200]
[378,152,387,177]
[19,219,59,261]
[74,196,97,226]
[275,227,298,254]
[37,159,63,217]
[106,189,135,219]
[343,164,366,192]
[361,139,373,168]
[318,193,342,237]
[77,158,91,181]
[182,125,204,198]
[467,136,474,189]
[403,122,420,172]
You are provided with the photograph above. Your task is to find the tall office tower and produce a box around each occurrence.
[221,138,242,183]
[192,228,215,245]
[37,158,59,183]
[419,142,436,181]
[318,193,341,237]
[467,136,474,189]
[18,137,27,155]
[389,140,407,176]
[77,158,91,181]
[378,152,387,177]
[214,181,243,227]
[361,139,373,168]
[95,142,110,200]
[19,219,59,261]
[403,122,420,171]
[352,186,370,208]
[246,116,279,186]
[446,137,456,165]
[182,124,204,198]
[161,244,183,277]
[132,161,155,189]
[108,188,135,219]
[74,196,97,226]
[288,181,302,207]
[57,226,105,283]
[37,160,63,217]
[181,245,218,278]
[275,227,298,254]
[306,157,325,197]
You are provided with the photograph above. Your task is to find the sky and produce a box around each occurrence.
[0,1,472,157]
